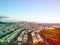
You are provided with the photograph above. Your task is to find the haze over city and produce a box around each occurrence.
[1,0,60,45]
[0,0,60,23]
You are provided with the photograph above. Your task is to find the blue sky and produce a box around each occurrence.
[0,0,60,23]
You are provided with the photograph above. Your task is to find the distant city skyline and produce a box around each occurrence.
[0,0,60,23]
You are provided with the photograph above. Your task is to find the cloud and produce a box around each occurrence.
[0,16,8,19]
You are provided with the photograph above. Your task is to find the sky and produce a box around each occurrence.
[0,0,60,23]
